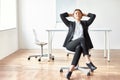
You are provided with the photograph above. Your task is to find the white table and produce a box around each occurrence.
[46,28,112,62]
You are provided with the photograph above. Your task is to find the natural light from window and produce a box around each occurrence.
[0,0,17,30]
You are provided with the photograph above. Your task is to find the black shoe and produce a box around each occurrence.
[90,62,97,69]
[86,63,97,71]
[66,71,72,80]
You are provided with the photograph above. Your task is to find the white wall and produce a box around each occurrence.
[18,0,56,49]
[0,0,18,60]
[0,29,18,59]
[18,0,120,49]
[0,0,17,30]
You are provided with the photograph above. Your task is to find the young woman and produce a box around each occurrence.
[60,9,97,79]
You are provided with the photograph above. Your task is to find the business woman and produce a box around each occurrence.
[60,9,97,79]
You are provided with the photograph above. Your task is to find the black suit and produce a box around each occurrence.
[60,12,96,66]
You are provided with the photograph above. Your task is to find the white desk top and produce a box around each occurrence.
[46,27,112,32]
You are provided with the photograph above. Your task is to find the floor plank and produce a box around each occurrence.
[0,49,120,80]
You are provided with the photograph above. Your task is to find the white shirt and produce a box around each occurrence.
[72,21,83,40]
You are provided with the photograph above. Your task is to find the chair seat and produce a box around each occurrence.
[35,42,47,45]
[65,48,75,54]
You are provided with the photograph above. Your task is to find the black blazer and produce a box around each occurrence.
[60,12,96,50]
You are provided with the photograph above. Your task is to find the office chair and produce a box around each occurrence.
[28,29,49,61]
[60,48,91,76]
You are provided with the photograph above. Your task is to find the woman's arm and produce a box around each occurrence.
[83,13,96,26]
[60,12,72,27]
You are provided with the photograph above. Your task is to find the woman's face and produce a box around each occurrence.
[73,10,83,21]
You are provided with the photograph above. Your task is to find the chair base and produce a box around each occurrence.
[60,66,91,76]
[28,53,54,62]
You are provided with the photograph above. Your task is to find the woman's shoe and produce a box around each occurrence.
[86,62,97,72]
[66,71,72,80]
[90,62,97,69]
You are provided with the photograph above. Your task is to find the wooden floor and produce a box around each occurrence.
[0,49,120,80]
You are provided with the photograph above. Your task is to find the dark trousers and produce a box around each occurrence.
[66,37,89,66]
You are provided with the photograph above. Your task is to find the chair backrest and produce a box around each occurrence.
[33,29,39,42]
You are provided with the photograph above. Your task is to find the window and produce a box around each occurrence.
[0,0,17,30]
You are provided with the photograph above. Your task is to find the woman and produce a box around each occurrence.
[60,9,97,79]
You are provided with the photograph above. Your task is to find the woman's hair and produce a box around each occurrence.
[73,9,83,15]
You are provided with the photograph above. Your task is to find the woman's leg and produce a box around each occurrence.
[84,55,91,63]
[66,39,82,79]
[68,45,82,71]
[80,38,97,71]
[66,45,82,79]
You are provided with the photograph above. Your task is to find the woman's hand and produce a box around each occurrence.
[82,13,87,16]
[68,13,74,17]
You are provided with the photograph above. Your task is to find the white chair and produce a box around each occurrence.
[60,48,91,76]
[28,29,54,61]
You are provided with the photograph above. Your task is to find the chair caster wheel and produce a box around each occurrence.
[87,72,90,76]
[28,57,30,60]
[91,70,94,72]
[67,54,69,56]
[52,58,54,60]
[50,56,54,61]
[38,59,41,61]
[60,69,63,72]
[89,54,91,57]
[52,56,54,60]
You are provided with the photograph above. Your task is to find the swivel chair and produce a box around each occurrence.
[60,48,91,76]
[28,29,48,61]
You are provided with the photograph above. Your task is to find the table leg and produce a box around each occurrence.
[104,31,107,58]
[107,31,110,62]
[48,31,52,61]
